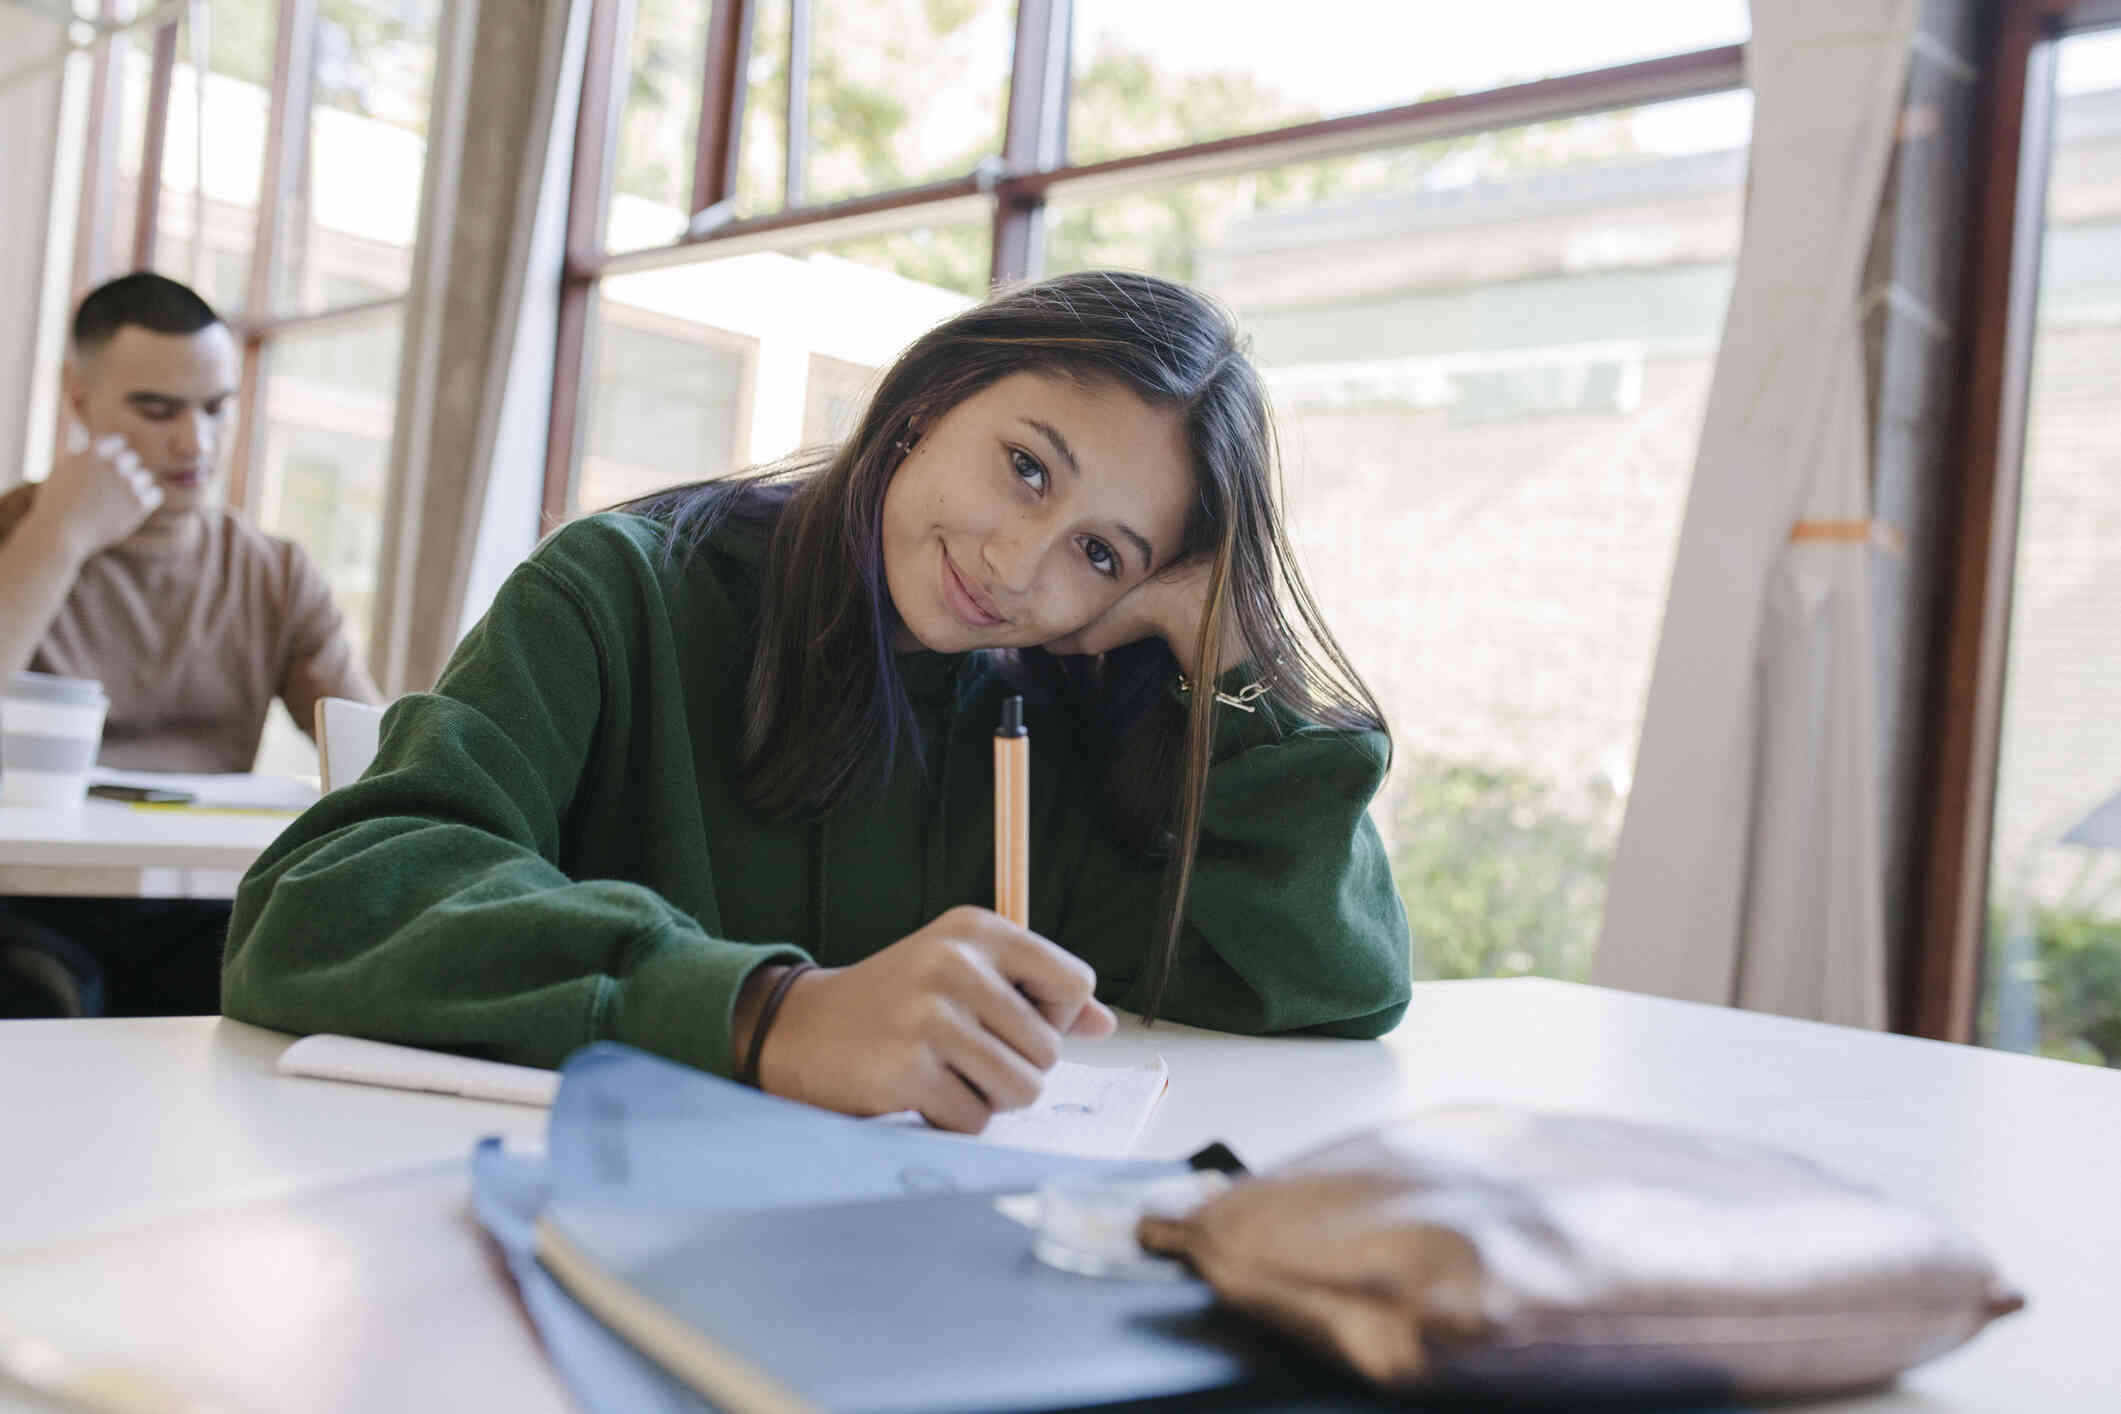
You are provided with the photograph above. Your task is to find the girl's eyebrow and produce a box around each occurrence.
[1024,417,1081,478]
[1020,416,1158,571]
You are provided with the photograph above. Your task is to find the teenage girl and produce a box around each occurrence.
[222,271,1411,1132]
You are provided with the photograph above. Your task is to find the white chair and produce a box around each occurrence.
[314,697,388,793]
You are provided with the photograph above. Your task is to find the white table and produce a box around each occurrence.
[1,979,2117,1412]
[0,798,294,898]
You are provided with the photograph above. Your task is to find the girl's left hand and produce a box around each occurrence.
[1043,557,1244,678]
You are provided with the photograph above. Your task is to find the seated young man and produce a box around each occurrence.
[0,272,380,1017]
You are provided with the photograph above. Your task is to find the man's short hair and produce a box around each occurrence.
[71,272,223,357]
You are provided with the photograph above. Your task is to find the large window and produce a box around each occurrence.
[605,0,1013,248]
[1980,25,2121,1065]
[275,0,440,312]
[554,0,1753,987]
[52,0,2084,1040]
[606,0,714,253]
[569,227,986,518]
[1048,92,1751,981]
[579,278,752,512]
[764,0,1013,208]
[75,0,443,771]
[255,304,404,667]
[1067,0,1749,164]
[113,8,271,315]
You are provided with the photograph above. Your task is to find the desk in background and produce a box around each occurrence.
[0,776,305,898]
[2,979,2118,1411]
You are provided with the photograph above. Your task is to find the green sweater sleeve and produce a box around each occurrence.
[1058,675,1412,1039]
[220,539,806,1074]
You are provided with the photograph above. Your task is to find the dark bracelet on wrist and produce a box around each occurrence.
[738,961,816,1089]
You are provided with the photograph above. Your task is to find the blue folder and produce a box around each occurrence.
[471,1043,1201,1414]
[538,1190,1278,1413]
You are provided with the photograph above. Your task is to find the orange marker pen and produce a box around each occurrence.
[994,695,1029,927]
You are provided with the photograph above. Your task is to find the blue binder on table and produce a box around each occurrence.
[535,1190,1271,1413]
[472,1044,1299,1414]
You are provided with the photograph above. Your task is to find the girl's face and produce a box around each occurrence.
[881,371,1194,655]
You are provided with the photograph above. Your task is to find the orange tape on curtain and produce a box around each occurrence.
[1788,519,1906,554]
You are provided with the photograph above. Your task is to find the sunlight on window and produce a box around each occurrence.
[1048,91,1755,983]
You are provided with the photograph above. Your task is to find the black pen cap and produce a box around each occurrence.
[997,695,1026,737]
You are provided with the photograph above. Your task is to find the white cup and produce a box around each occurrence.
[1,671,110,808]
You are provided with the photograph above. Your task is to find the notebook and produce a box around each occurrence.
[872,1054,1169,1156]
[281,1034,1169,1156]
[473,1045,1203,1414]
[278,1033,561,1106]
[533,1189,1280,1414]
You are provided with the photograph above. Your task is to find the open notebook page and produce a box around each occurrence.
[871,1057,1170,1157]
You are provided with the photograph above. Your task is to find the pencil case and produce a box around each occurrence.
[1136,1106,2022,1401]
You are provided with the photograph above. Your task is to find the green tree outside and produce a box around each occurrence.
[1390,756,1616,984]
[1984,862,2121,1067]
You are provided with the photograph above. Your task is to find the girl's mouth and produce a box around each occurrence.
[941,546,1004,628]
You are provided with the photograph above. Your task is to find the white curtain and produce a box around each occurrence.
[1593,0,1920,1027]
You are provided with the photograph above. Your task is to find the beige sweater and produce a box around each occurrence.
[0,483,378,772]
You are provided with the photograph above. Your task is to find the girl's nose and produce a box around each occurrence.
[983,523,1044,594]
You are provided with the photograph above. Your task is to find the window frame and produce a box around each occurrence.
[541,0,1747,527]
[69,0,436,520]
[1916,0,2121,1044]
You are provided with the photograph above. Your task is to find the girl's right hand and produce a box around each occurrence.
[746,906,1117,1132]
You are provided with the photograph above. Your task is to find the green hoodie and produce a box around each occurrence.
[221,512,1411,1076]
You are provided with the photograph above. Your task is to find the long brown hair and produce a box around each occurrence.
[627,270,1384,1018]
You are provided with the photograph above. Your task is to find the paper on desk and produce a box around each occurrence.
[278,1034,561,1107]
[873,1056,1169,1158]
[281,1033,1168,1157]
[90,766,321,814]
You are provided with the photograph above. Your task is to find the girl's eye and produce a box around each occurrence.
[1082,537,1118,578]
[1010,448,1046,493]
